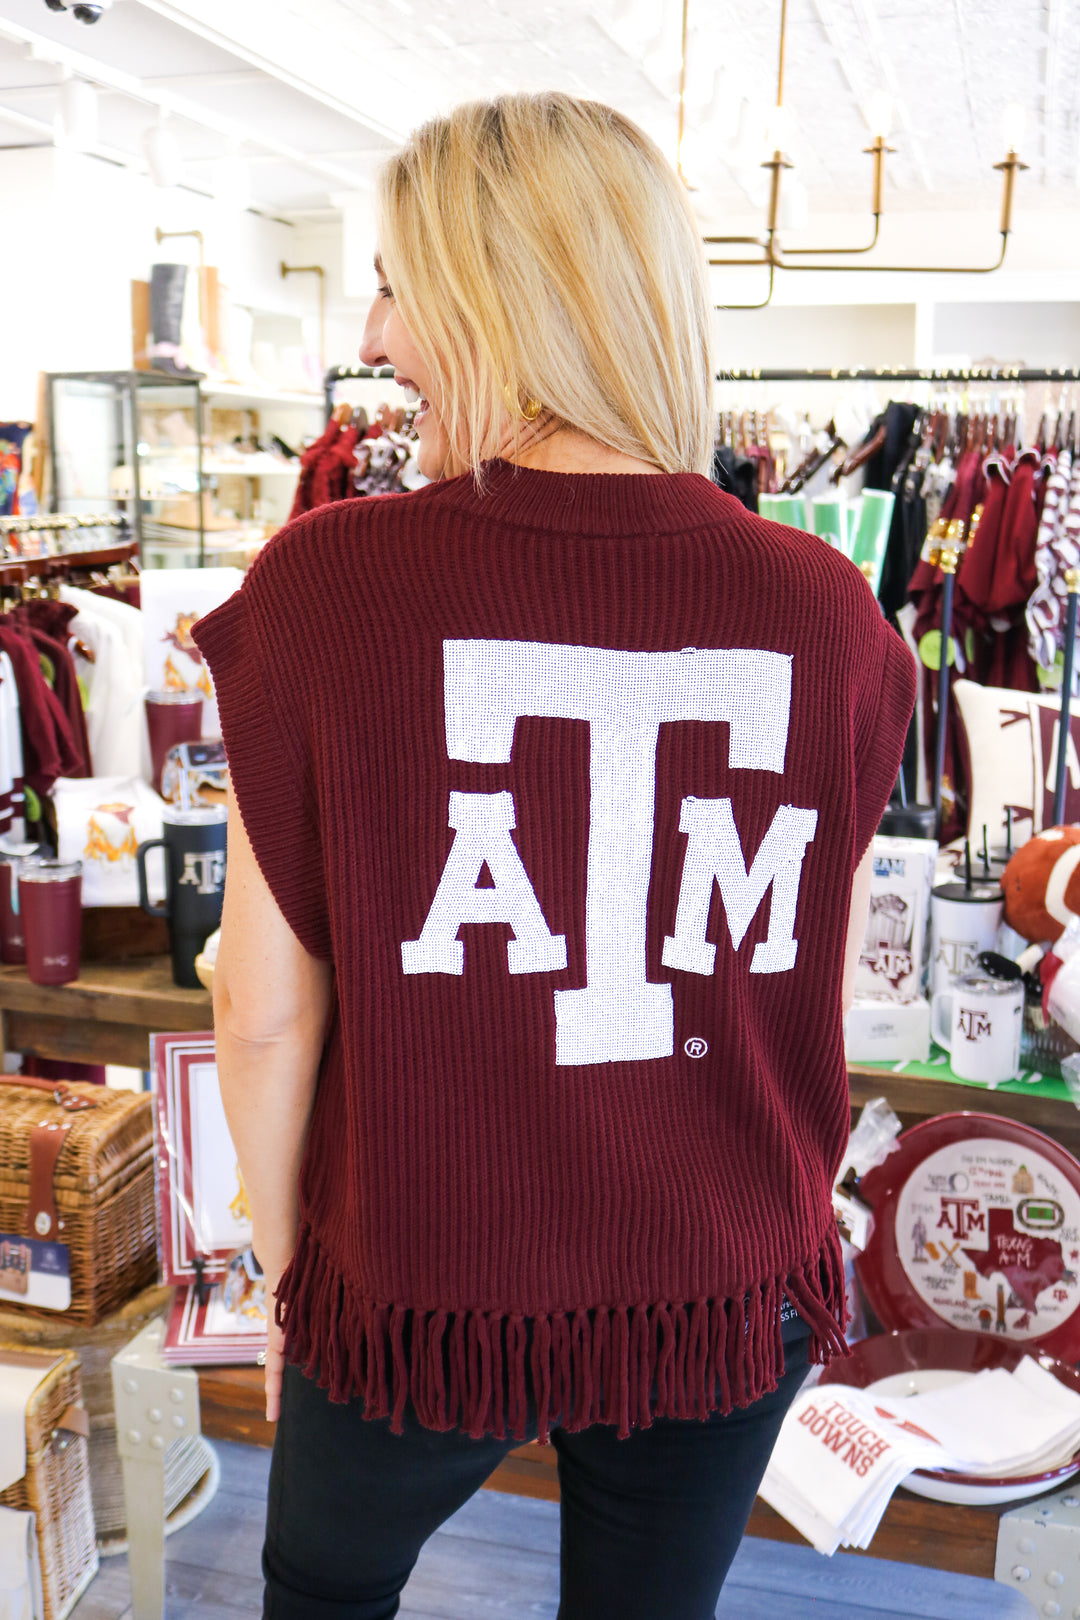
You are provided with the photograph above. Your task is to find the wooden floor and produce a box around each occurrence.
[71,1440,1034,1620]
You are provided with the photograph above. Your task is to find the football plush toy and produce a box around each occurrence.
[1003,825,1080,943]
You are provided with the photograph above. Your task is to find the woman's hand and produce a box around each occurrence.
[262,1279,288,1422]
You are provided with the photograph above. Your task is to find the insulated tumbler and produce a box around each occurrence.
[136,805,227,988]
[0,843,42,965]
[18,859,82,986]
[145,690,203,796]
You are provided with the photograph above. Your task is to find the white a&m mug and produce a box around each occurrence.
[931,971,1023,1086]
[929,879,1003,998]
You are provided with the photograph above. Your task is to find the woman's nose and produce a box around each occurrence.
[359,299,389,367]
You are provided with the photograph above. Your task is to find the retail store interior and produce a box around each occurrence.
[1,0,1080,1617]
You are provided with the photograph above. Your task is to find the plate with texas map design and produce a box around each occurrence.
[855,1113,1080,1361]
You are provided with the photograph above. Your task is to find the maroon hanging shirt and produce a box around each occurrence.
[195,461,915,1442]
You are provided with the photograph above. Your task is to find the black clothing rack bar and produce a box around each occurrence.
[0,513,129,536]
[718,368,1080,384]
[325,363,1080,417]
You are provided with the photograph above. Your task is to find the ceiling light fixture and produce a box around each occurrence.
[55,75,97,149]
[686,0,1028,309]
[142,112,183,188]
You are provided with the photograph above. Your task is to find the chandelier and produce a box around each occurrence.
[682,0,1028,309]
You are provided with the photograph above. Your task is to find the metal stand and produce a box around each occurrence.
[1052,568,1080,828]
[996,1484,1080,1615]
[111,1320,202,1620]
[931,541,960,838]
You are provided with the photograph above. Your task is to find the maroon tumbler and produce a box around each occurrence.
[146,691,202,796]
[0,844,42,965]
[19,859,82,986]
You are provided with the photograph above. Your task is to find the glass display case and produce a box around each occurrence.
[48,373,323,570]
[47,371,206,567]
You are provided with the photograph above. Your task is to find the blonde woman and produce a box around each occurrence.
[196,93,915,1620]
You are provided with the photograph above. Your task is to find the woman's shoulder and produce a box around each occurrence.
[246,484,449,593]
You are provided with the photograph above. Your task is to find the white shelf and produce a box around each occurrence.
[201,383,324,409]
[137,449,299,477]
[204,458,299,478]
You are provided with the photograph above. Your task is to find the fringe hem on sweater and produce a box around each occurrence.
[275,1222,850,1444]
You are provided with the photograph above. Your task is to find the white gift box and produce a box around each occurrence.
[845,994,931,1064]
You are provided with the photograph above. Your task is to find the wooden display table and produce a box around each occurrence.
[4,957,1072,1584]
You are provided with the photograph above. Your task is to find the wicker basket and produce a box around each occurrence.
[0,1079,157,1326]
[0,1344,97,1620]
[0,1285,186,1541]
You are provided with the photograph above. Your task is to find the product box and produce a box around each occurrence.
[855,835,937,1002]
[844,994,931,1064]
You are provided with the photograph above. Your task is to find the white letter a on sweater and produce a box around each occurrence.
[401,790,567,976]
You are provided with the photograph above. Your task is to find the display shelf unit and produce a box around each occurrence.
[47,370,206,565]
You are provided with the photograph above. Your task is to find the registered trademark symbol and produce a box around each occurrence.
[684,1038,708,1059]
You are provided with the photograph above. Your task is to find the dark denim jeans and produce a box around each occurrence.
[263,1321,811,1620]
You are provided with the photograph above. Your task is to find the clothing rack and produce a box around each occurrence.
[323,365,398,418]
[0,515,136,586]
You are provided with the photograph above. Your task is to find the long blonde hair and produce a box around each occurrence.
[377,93,714,477]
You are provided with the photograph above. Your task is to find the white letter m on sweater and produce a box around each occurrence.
[401,640,814,1065]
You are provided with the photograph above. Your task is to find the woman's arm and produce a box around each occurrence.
[842,845,874,1015]
[212,782,333,1419]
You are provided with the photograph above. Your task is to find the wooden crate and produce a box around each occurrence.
[0,1344,97,1620]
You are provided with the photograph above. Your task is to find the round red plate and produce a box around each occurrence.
[855,1111,1080,1362]
[819,1328,1080,1489]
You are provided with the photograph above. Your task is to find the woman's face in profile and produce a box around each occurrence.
[359,257,457,480]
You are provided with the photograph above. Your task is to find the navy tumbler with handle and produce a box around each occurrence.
[137,805,227,988]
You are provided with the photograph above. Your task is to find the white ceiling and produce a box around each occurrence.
[0,0,1075,226]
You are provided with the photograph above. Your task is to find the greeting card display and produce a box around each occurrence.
[153,1032,265,1366]
[153,1032,253,1288]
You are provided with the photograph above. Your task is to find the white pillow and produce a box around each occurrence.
[953,679,1080,848]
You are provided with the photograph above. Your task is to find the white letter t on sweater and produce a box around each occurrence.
[402,640,793,1065]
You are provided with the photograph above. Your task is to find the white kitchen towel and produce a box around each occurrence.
[53,776,165,907]
[759,1384,955,1556]
[141,569,242,741]
[0,1509,42,1620]
[883,1361,1080,1476]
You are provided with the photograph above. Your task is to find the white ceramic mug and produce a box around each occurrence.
[929,881,1004,998]
[931,971,1023,1086]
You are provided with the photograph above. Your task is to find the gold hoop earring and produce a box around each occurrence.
[504,384,543,423]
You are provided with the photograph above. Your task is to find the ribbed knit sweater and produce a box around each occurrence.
[194,460,916,1443]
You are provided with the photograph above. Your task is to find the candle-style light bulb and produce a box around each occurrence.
[1002,101,1027,154]
[867,89,893,139]
[766,103,793,156]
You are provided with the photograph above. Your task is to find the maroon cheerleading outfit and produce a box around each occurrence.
[195,460,915,1445]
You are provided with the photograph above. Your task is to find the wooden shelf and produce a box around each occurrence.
[0,956,210,1068]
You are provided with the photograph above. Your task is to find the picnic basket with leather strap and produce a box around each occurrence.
[0,1343,97,1620]
[0,1078,156,1325]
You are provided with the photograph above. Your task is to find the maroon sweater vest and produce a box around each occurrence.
[195,460,916,1443]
